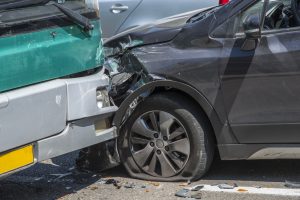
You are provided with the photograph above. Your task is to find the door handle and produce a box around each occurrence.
[111,4,128,13]
[110,4,129,14]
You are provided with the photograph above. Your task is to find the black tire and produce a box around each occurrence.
[118,92,215,181]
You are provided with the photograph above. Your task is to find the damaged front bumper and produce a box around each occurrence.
[36,68,119,162]
[0,68,118,177]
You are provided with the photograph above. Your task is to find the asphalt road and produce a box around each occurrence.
[1,151,300,200]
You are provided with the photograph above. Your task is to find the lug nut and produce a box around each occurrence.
[165,146,169,151]
[163,136,168,141]
[157,150,161,155]
[154,133,159,138]
[150,142,155,147]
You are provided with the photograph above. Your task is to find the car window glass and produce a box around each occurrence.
[236,0,265,33]
[236,0,294,33]
[211,0,265,38]
[211,0,295,38]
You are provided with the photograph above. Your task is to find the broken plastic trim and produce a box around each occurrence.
[104,45,164,127]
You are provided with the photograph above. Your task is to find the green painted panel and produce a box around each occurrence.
[0,20,104,93]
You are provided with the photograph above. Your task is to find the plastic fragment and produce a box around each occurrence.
[285,180,300,188]
[68,167,75,171]
[34,177,44,181]
[191,185,204,191]
[49,172,72,181]
[124,182,135,189]
[217,183,237,189]
[124,182,147,189]
[175,189,202,199]
[96,178,121,189]
[97,179,107,184]
[175,189,190,198]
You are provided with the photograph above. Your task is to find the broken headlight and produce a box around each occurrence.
[96,89,110,108]
[104,46,121,57]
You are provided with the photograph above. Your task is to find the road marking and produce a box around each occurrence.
[197,185,300,197]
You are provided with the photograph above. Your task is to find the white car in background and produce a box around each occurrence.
[99,0,229,39]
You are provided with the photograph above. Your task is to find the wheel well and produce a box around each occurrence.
[151,86,218,145]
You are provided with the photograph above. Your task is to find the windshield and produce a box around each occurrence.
[0,0,99,26]
[0,0,99,15]
[187,6,221,23]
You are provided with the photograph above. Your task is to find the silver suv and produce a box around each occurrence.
[99,0,226,39]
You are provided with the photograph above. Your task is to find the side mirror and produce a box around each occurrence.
[241,14,262,51]
[243,14,261,39]
[240,0,269,51]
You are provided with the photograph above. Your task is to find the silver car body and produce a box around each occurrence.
[99,0,219,39]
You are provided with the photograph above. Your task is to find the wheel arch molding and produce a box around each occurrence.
[113,77,225,144]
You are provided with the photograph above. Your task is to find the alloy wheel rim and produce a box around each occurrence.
[129,111,190,177]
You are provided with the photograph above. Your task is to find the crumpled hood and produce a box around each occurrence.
[104,7,214,49]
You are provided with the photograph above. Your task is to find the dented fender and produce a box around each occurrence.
[112,78,224,143]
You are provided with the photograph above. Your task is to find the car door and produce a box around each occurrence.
[99,0,142,39]
[117,0,219,34]
[219,0,300,143]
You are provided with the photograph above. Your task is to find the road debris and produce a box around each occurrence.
[68,167,75,171]
[217,183,237,189]
[284,180,300,188]
[97,178,150,190]
[104,178,121,189]
[175,189,190,198]
[49,172,72,182]
[186,184,300,197]
[123,182,147,189]
[149,182,160,187]
[175,188,202,199]
[191,185,204,191]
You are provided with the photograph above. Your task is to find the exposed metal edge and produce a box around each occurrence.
[248,147,300,160]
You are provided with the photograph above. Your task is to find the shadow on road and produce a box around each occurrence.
[205,159,300,183]
[101,159,300,183]
[1,152,300,200]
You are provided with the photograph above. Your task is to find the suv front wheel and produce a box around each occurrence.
[118,92,215,181]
